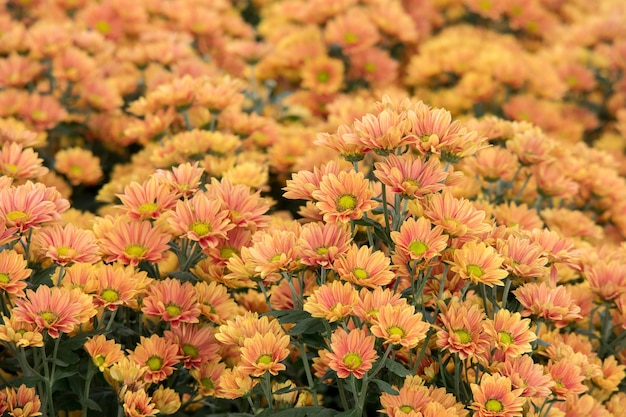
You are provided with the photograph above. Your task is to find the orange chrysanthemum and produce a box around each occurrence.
[54,147,103,186]
[0,249,30,298]
[116,177,179,221]
[84,334,125,372]
[497,355,554,399]
[129,335,181,384]
[327,327,378,379]
[6,384,42,417]
[141,279,201,327]
[122,389,159,417]
[333,244,395,289]
[164,323,221,369]
[312,170,377,223]
[297,221,352,268]
[0,181,68,232]
[484,309,536,359]
[32,223,100,266]
[469,373,525,417]
[513,282,582,328]
[436,302,490,361]
[93,263,143,311]
[239,332,291,377]
[303,280,358,322]
[374,153,447,199]
[423,192,491,240]
[353,287,408,324]
[0,142,48,180]
[449,241,509,287]
[0,315,44,348]
[370,304,430,349]
[391,216,448,264]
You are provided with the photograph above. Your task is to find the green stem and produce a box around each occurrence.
[105,308,119,332]
[298,342,319,406]
[82,363,98,417]
[263,372,274,411]
[380,182,393,248]
[55,265,66,287]
[337,378,350,411]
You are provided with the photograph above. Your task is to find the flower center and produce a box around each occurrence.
[124,245,146,258]
[182,343,199,358]
[353,268,368,280]
[0,273,10,283]
[499,331,513,345]
[146,355,163,371]
[138,202,158,214]
[5,164,18,174]
[399,406,413,414]
[56,246,72,257]
[467,265,484,278]
[40,311,57,324]
[201,377,214,391]
[190,221,211,237]
[336,194,357,211]
[6,210,28,222]
[454,329,472,344]
[220,246,237,259]
[485,399,503,412]
[317,71,330,83]
[69,165,82,175]
[344,33,358,44]
[316,247,329,255]
[101,289,120,303]
[165,304,182,316]
[364,62,376,73]
[94,355,106,367]
[257,354,273,365]
[342,353,362,369]
[95,20,111,35]
[270,254,282,262]
[408,241,428,257]
[388,326,404,338]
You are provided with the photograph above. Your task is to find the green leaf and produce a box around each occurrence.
[80,398,102,412]
[334,409,359,417]
[270,406,338,417]
[168,271,200,282]
[289,317,326,336]
[385,358,411,378]
[371,378,399,395]
[264,310,312,324]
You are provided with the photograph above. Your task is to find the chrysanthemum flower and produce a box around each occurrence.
[436,302,490,361]
[116,177,179,221]
[350,107,413,155]
[94,216,171,267]
[239,332,291,377]
[151,386,180,415]
[592,356,626,393]
[142,279,201,327]
[484,309,536,359]
[314,125,369,162]
[449,241,509,287]
[370,304,430,349]
[0,315,44,348]
[301,55,345,95]
[246,229,301,282]
[0,181,68,232]
[323,9,380,54]
[422,192,491,240]
[92,262,143,310]
[379,379,431,417]
[216,367,258,399]
[153,161,204,199]
[0,142,48,180]
[297,221,352,267]
[303,280,358,323]
[312,170,377,223]
[190,361,227,396]
[32,223,100,266]
[497,355,554,398]
[353,287,408,324]
[513,282,582,328]
[54,147,103,186]
[13,286,96,338]
[496,235,548,282]
[122,389,159,417]
[129,335,181,384]
[0,249,30,298]
[167,191,235,250]
[492,201,543,231]
[205,178,271,232]
[164,323,221,369]
[84,334,125,372]
[327,328,378,379]
[584,260,626,301]
[284,160,348,201]
[391,216,448,264]
[333,244,395,288]
[374,153,447,199]
[215,312,284,347]
[6,384,42,417]
[194,281,239,325]
[469,373,525,417]
[547,359,588,399]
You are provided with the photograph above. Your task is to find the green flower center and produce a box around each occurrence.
[124,245,146,258]
[94,355,106,367]
[353,268,368,280]
[69,165,82,175]
[408,241,428,257]
[342,353,362,369]
[316,247,329,255]
[165,304,182,316]
[95,20,111,35]
[182,343,199,358]
[388,326,404,338]
[56,246,71,257]
[485,399,503,412]
[257,354,273,365]
[6,210,28,222]
[317,71,330,83]
[0,273,10,284]
[364,62,376,73]
[201,377,214,391]
[138,202,158,214]
[336,194,357,211]
[454,329,472,344]
[270,254,282,262]
[220,246,237,259]
[399,406,413,414]
[101,289,119,303]
[146,355,163,371]
[499,331,513,345]
[40,311,57,324]
[190,221,211,237]
[467,265,484,278]
[344,33,358,44]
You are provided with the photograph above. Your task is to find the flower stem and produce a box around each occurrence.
[298,342,319,406]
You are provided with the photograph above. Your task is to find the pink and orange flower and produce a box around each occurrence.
[327,327,378,379]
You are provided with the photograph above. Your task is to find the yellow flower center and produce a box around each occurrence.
[201,377,214,391]
[257,354,273,365]
[101,289,120,303]
[454,329,472,344]
[31,109,45,121]
[94,355,106,367]
[5,164,18,174]
[138,202,158,214]
[408,241,428,257]
[336,194,357,211]
[467,265,484,278]
[485,399,503,412]
[353,268,368,280]
[364,62,376,73]
[165,304,182,316]
[270,254,282,262]
[124,245,146,258]
[342,353,362,369]
[95,20,111,35]
[317,71,330,83]
[399,406,413,414]
[6,210,28,222]
[344,33,358,44]
[182,343,199,358]
[478,0,492,10]
[40,311,57,324]
[220,246,237,259]
[69,165,82,175]
[146,355,163,371]
[388,326,404,338]
[56,246,71,257]
[316,247,329,255]
[190,221,211,237]
[499,331,513,345]
[0,273,10,283]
